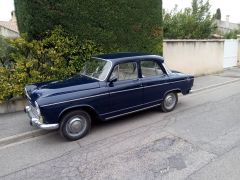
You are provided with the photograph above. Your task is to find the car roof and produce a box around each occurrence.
[93,52,164,63]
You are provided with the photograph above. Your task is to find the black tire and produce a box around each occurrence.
[60,110,91,141]
[161,92,178,112]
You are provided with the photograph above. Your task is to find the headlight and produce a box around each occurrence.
[35,101,41,116]
[25,87,30,99]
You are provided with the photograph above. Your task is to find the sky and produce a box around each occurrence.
[163,0,240,23]
[0,0,14,21]
[0,0,239,23]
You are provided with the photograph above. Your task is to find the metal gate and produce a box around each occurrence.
[224,40,238,68]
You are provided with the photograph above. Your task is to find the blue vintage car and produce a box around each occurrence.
[25,53,194,140]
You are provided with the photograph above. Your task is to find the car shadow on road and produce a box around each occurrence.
[92,107,162,127]
[37,103,184,144]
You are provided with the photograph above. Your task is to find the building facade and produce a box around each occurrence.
[0,11,19,38]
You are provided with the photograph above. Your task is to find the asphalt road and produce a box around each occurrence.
[1,81,240,180]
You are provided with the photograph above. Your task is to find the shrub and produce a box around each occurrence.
[224,29,240,39]
[14,0,163,54]
[163,0,216,39]
[0,27,101,102]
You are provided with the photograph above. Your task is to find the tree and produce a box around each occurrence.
[163,0,216,39]
[14,0,163,54]
[215,8,221,20]
[224,29,240,39]
[0,36,14,67]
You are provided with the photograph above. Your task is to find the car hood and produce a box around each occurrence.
[25,75,100,102]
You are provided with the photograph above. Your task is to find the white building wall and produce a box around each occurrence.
[0,26,19,38]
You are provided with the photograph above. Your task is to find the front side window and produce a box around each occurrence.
[81,58,112,81]
[141,60,164,77]
[110,62,138,81]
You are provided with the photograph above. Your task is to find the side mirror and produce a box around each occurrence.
[109,76,118,86]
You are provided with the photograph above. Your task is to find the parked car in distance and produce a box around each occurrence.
[25,53,194,141]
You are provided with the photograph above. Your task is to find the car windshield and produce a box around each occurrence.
[81,58,112,81]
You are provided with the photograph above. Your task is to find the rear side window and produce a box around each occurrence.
[141,60,164,77]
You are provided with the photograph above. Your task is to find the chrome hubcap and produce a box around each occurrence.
[164,93,176,110]
[66,116,87,136]
[69,118,82,133]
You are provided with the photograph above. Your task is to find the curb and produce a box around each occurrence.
[0,78,240,147]
[0,129,50,147]
[191,78,240,93]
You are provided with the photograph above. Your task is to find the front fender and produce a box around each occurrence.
[58,104,100,121]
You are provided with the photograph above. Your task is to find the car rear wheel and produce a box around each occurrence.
[161,92,178,112]
[60,110,91,141]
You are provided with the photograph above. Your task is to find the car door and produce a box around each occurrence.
[140,60,169,105]
[107,61,143,117]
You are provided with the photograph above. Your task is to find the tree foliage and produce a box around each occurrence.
[214,8,221,20]
[0,27,101,102]
[224,29,240,39]
[163,0,216,39]
[14,0,163,54]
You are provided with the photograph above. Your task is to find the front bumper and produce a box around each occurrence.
[25,106,59,130]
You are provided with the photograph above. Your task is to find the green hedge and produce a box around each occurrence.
[0,27,101,102]
[14,0,163,54]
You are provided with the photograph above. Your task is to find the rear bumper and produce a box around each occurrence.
[25,106,59,130]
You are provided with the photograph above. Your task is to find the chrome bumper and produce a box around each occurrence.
[25,106,59,130]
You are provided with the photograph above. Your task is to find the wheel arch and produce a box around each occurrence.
[163,88,182,98]
[59,105,100,123]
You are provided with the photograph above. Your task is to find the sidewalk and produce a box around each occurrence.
[0,67,240,144]
[193,67,240,91]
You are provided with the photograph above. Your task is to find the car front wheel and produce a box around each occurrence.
[60,110,91,141]
[161,92,178,112]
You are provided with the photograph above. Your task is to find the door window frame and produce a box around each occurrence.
[140,60,167,79]
[108,61,140,82]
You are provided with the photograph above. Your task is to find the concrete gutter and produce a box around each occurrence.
[0,129,50,147]
[191,78,240,93]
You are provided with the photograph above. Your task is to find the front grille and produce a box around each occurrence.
[29,103,39,118]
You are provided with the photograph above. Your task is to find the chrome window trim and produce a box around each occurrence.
[81,58,113,82]
[41,93,109,107]
[110,61,139,82]
[162,63,172,75]
[110,86,143,95]
[142,78,192,89]
[140,60,165,78]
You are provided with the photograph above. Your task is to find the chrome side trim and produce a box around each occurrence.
[143,79,190,89]
[41,93,109,107]
[109,79,191,94]
[105,103,162,120]
[110,86,143,95]
[100,99,162,116]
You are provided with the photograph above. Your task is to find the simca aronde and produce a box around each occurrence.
[25,53,194,140]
